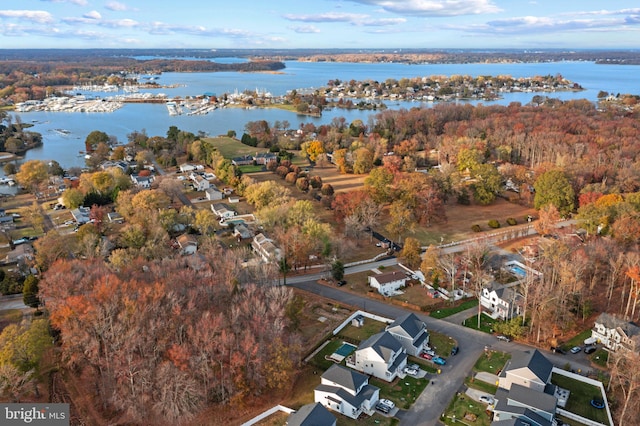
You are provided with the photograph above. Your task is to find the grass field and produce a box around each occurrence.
[442,393,492,426]
[551,372,611,425]
[430,299,478,319]
[473,350,511,374]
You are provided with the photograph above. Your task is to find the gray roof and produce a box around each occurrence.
[315,383,379,411]
[505,350,553,384]
[386,313,426,340]
[507,383,557,414]
[493,387,554,426]
[596,312,640,338]
[321,364,368,393]
[358,331,403,362]
[287,403,336,426]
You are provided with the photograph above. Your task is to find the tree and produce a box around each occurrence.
[535,204,561,235]
[609,350,640,424]
[399,237,422,270]
[22,275,39,309]
[365,167,394,204]
[534,170,575,217]
[331,260,344,282]
[353,147,374,174]
[385,200,416,243]
[471,163,502,205]
[3,162,16,176]
[15,160,48,194]
[84,130,109,152]
[304,140,324,162]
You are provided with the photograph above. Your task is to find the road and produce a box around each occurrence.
[290,275,595,426]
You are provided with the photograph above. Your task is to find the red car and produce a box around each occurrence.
[420,352,433,360]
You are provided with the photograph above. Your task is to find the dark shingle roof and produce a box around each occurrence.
[507,383,557,414]
[321,364,368,393]
[287,403,336,426]
[596,312,640,337]
[358,331,403,362]
[387,313,426,340]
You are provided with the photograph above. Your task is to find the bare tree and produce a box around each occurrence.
[609,350,640,424]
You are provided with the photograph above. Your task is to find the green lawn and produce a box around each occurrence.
[441,392,492,426]
[463,313,499,333]
[309,339,343,370]
[465,377,498,395]
[430,299,478,319]
[237,164,265,173]
[336,318,387,343]
[204,136,270,158]
[473,350,511,374]
[370,375,429,410]
[560,329,593,350]
[429,330,457,357]
[591,349,609,367]
[551,373,611,425]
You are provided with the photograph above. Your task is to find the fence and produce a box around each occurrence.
[552,367,614,426]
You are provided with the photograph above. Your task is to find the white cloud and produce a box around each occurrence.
[343,0,501,17]
[40,0,88,6]
[283,12,369,23]
[290,25,321,34]
[0,10,54,24]
[83,11,102,20]
[105,1,130,12]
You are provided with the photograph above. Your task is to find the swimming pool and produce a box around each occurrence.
[510,265,527,277]
[335,342,357,357]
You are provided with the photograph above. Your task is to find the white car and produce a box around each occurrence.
[570,346,582,354]
[404,366,419,376]
[479,395,495,405]
[378,399,395,410]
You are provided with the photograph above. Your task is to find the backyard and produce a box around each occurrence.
[551,372,612,425]
[441,392,492,426]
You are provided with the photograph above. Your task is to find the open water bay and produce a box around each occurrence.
[11,60,640,169]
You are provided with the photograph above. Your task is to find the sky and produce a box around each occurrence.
[1,1,639,50]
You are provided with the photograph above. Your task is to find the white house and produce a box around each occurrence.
[71,206,91,224]
[314,365,379,420]
[131,174,153,189]
[190,174,210,191]
[176,234,198,255]
[498,349,553,393]
[385,313,430,357]
[592,312,640,352]
[211,203,236,219]
[205,186,224,201]
[481,284,522,320]
[179,163,196,173]
[251,233,281,263]
[347,331,407,382]
[368,271,408,296]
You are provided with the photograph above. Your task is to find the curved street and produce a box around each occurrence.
[290,271,596,425]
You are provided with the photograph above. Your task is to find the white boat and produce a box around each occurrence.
[166,101,182,116]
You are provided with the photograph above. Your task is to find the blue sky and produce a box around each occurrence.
[1,1,639,49]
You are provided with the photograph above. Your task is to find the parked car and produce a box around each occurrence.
[551,346,567,355]
[12,237,29,245]
[420,352,433,360]
[432,356,446,365]
[496,335,511,342]
[375,403,391,414]
[378,399,395,410]
[584,345,597,354]
[451,346,459,356]
[404,366,419,376]
[570,346,582,354]
[424,349,436,357]
[479,395,495,405]
[336,280,347,287]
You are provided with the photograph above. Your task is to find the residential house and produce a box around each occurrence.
[368,271,408,296]
[0,215,14,225]
[71,206,91,224]
[494,350,558,426]
[205,186,224,201]
[4,244,34,264]
[287,403,336,426]
[314,365,380,420]
[498,349,553,393]
[251,233,281,263]
[492,384,557,426]
[190,174,210,191]
[179,163,196,173]
[231,155,254,166]
[107,212,124,224]
[254,152,277,165]
[131,174,154,189]
[211,203,236,220]
[347,331,407,382]
[100,160,129,173]
[385,313,430,357]
[592,312,640,352]
[481,284,523,320]
[233,223,253,241]
[176,234,198,255]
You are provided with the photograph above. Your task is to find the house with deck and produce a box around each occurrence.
[591,312,640,352]
[347,331,407,382]
[314,365,379,420]
[368,271,408,296]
